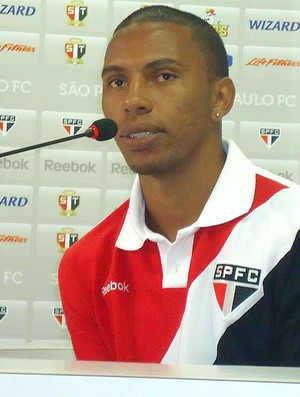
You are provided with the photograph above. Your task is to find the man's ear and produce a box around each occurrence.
[211,77,236,122]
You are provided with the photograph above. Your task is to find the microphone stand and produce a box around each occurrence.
[0,130,93,158]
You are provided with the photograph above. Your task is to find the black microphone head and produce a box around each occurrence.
[89,118,118,141]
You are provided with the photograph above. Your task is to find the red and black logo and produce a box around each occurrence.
[213,264,261,316]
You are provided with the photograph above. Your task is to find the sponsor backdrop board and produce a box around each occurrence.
[0,0,299,349]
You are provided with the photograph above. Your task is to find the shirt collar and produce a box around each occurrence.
[116,140,256,250]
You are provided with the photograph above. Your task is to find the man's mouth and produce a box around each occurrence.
[128,131,155,139]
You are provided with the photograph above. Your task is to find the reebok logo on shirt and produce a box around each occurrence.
[102,280,129,296]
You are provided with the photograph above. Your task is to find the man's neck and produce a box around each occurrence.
[140,143,226,242]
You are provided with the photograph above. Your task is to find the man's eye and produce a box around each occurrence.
[109,79,126,88]
[156,73,175,82]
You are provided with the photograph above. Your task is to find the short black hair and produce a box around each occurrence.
[114,5,229,80]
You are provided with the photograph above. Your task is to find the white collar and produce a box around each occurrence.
[116,140,256,250]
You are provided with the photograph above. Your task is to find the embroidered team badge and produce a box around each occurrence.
[259,127,281,149]
[213,264,261,317]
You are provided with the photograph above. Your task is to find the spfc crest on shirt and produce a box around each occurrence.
[58,190,80,216]
[57,227,79,253]
[53,307,67,329]
[259,127,281,149]
[213,264,261,317]
[62,118,83,136]
[0,306,8,322]
[65,38,86,64]
[66,0,88,26]
[0,115,16,136]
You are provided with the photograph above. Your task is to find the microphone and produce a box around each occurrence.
[0,118,118,158]
[84,118,118,141]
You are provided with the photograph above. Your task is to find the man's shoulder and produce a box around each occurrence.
[255,164,300,191]
[254,168,300,227]
[98,199,130,231]
[85,198,130,240]
[63,199,130,258]
[255,166,300,200]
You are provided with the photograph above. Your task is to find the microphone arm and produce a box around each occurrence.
[0,130,93,158]
[0,118,117,158]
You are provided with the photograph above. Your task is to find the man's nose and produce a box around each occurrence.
[124,78,153,116]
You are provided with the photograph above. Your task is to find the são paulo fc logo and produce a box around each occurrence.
[61,118,83,136]
[259,127,281,149]
[213,264,261,317]
[0,306,8,322]
[53,307,67,329]
[0,115,16,136]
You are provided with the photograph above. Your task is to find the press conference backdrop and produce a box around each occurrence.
[0,0,299,350]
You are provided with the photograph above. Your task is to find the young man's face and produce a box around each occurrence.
[102,21,218,175]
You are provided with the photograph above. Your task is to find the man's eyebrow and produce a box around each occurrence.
[144,58,185,70]
[101,58,184,78]
[101,65,124,78]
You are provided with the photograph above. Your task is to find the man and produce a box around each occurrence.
[59,6,300,366]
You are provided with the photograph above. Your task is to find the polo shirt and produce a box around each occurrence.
[116,140,256,288]
[59,140,300,365]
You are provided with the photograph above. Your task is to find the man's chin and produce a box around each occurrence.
[128,161,175,176]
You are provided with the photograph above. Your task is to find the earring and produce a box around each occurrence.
[216,112,220,117]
